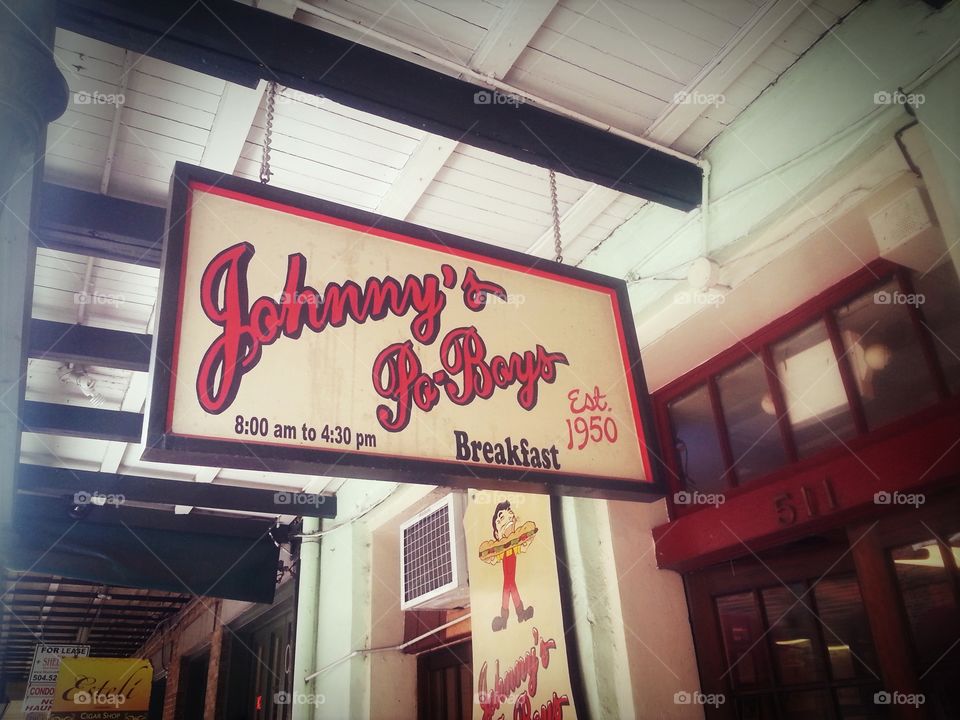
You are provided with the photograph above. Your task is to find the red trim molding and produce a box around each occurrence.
[653,401,960,571]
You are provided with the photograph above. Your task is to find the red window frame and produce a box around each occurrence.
[653,257,954,520]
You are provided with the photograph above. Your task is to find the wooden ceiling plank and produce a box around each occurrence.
[645,0,808,146]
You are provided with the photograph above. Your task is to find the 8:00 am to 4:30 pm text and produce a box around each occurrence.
[233,414,377,449]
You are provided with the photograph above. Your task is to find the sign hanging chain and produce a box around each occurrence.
[260,81,277,184]
[549,169,563,263]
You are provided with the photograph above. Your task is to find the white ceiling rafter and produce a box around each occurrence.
[377,0,560,221]
[525,185,621,260]
[199,0,297,175]
[557,0,809,264]
[201,80,268,174]
[644,0,808,145]
[99,371,148,474]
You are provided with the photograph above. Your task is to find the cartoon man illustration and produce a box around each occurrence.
[479,500,538,632]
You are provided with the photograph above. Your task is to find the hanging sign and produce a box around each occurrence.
[143,163,664,499]
[49,657,152,720]
[22,644,90,720]
[464,490,581,720]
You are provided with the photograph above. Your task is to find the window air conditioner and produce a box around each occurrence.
[399,493,469,610]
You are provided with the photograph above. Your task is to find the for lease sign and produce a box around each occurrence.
[22,644,89,719]
[143,164,664,500]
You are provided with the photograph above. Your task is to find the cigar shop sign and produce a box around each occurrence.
[143,163,664,499]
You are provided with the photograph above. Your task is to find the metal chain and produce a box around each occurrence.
[549,169,562,263]
[260,81,278,184]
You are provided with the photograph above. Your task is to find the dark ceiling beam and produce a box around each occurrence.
[38,182,164,267]
[55,0,702,210]
[5,600,185,613]
[29,319,152,372]
[18,464,337,519]
[1,611,167,623]
[3,589,188,603]
[21,400,142,443]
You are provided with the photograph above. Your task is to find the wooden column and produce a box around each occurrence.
[204,600,225,720]
[847,522,928,720]
[162,634,183,720]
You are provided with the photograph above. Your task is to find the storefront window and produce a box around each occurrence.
[913,261,960,395]
[835,279,937,429]
[891,534,960,720]
[772,322,856,458]
[716,592,771,689]
[813,576,878,682]
[659,263,959,501]
[714,573,883,719]
[717,356,787,483]
[668,384,728,493]
[762,584,828,685]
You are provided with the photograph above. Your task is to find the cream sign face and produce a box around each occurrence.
[144,163,664,499]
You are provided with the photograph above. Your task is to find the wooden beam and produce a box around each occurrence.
[376,136,458,219]
[376,0,558,221]
[17,463,337,519]
[525,185,621,260]
[28,319,151,372]
[653,403,960,570]
[467,0,559,79]
[55,0,702,210]
[20,401,142,443]
[645,0,807,145]
[201,80,267,173]
[37,181,164,267]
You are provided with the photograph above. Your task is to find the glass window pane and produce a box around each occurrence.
[668,384,727,493]
[772,321,857,457]
[835,279,937,429]
[813,575,879,681]
[736,695,778,720]
[913,261,960,395]
[717,356,788,484]
[835,685,885,719]
[762,584,828,684]
[780,690,834,720]
[891,539,960,670]
[716,592,771,689]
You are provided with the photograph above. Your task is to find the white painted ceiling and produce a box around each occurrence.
[30,0,861,498]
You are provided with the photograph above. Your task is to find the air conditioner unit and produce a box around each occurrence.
[399,493,469,610]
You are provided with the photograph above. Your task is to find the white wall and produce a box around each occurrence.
[560,497,704,719]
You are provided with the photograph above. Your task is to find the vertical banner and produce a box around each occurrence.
[49,657,153,720]
[22,644,90,719]
[465,490,579,720]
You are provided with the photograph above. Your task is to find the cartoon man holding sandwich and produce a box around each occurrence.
[479,500,538,632]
